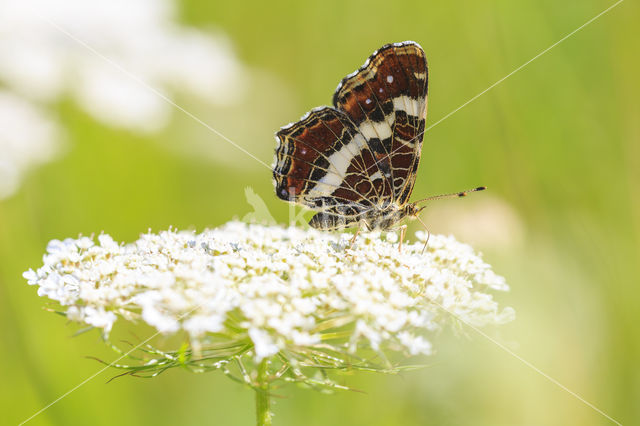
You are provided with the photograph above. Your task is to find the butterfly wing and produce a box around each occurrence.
[273,41,428,230]
[273,106,382,229]
[333,41,428,206]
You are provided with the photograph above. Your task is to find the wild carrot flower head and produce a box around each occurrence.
[25,221,514,387]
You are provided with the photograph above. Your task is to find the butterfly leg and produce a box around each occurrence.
[348,222,363,250]
[415,215,431,254]
[398,225,407,253]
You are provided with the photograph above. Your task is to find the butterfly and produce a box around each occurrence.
[273,41,483,245]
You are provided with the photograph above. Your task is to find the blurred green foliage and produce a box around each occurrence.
[2,0,639,425]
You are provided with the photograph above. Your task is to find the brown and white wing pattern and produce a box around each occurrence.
[273,41,428,230]
[333,41,428,206]
[273,106,381,229]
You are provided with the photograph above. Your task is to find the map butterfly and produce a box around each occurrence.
[273,41,483,243]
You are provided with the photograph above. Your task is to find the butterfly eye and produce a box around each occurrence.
[386,75,394,83]
[365,98,372,105]
[378,87,384,93]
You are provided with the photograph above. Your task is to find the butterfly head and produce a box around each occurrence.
[404,203,426,218]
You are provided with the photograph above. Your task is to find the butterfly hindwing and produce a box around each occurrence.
[274,106,385,228]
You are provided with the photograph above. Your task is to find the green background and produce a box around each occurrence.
[2,0,639,424]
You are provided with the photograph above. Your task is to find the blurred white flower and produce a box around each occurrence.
[422,194,525,250]
[25,221,514,367]
[0,0,248,199]
[0,91,61,199]
[0,0,246,131]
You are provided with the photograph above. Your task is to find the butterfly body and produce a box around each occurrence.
[273,41,428,231]
[309,201,425,231]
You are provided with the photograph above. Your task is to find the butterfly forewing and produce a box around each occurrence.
[333,41,428,206]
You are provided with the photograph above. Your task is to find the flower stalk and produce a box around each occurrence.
[255,359,272,426]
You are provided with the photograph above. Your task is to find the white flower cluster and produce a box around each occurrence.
[0,0,246,132]
[0,0,248,200]
[0,91,61,199]
[24,222,514,361]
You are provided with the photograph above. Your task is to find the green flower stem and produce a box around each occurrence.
[255,359,272,426]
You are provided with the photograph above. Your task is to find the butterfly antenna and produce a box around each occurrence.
[414,186,486,204]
